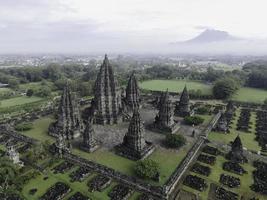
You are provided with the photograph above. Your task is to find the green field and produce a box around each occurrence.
[232,87,267,103]
[21,162,135,200]
[0,96,44,108]
[183,155,265,200]
[140,80,212,95]
[20,116,55,143]
[140,79,267,103]
[0,87,12,93]
[74,146,189,186]
[208,109,261,152]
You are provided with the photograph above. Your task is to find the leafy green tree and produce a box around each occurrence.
[34,86,51,97]
[165,134,186,149]
[213,77,240,99]
[15,122,33,131]
[184,116,204,125]
[134,159,159,180]
[8,79,19,89]
[26,89,34,97]
[0,157,19,197]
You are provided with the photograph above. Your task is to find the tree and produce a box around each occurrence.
[0,157,19,197]
[213,77,240,99]
[34,86,51,97]
[8,79,19,89]
[15,122,33,131]
[134,159,159,180]
[165,134,186,149]
[26,89,34,97]
[184,116,204,125]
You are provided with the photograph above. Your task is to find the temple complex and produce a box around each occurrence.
[125,72,140,110]
[116,109,155,160]
[93,55,122,125]
[175,86,191,117]
[49,83,83,139]
[81,117,99,152]
[153,90,179,133]
[226,135,248,163]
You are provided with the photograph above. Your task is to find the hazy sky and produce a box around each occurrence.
[0,0,267,54]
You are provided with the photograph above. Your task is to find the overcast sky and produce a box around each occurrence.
[0,0,266,54]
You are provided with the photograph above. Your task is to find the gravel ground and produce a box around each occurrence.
[82,107,201,150]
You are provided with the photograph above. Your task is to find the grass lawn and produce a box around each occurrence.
[195,114,213,127]
[21,168,118,200]
[0,87,12,93]
[20,116,55,143]
[140,79,267,103]
[183,155,265,200]
[0,96,43,108]
[208,109,261,152]
[140,80,212,95]
[232,87,267,103]
[73,146,190,186]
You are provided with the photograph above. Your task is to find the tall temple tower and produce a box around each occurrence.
[49,83,83,139]
[154,90,179,133]
[93,55,121,125]
[125,72,140,110]
[116,109,155,160]
[175,86,191,117]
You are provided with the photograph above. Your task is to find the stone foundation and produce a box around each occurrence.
[115,141,155,161]
[80,143,99,153]
[151,123,180,134]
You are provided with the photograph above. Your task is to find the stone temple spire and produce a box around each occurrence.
[125,72,140,110]
[93,54,121,125]
[154,90,179,133]
[175,85,191,117]
[227,135,247,163]
[49,82,82,139]
[116,109,155,160]
[81,116,98,152]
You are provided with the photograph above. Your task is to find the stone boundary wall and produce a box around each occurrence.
[63,153,165,199]
[0,108,53,125]
[0,125,37,144]
[163,112,222,198]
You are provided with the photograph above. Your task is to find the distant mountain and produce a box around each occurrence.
[183,29,241,44]
[168,29,267,55]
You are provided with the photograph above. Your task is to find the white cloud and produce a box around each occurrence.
[0,0,267,53]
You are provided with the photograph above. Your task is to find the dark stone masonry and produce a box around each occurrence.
[116,109,155,160]
[80,116,99,152]
[49,83,83,139]
[125,72,141,110]
[153,90,179,133]
[93,54,122,125]
[175,86,191,117]
[226,135,248,163]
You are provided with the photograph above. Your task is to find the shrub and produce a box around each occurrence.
[184,116,204,125]
[213,77,240,99]
[26,89,34,97]
[15,122,33,131]
[196,106,209,114]
[165,134,186,148]
[134,159,159,180]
